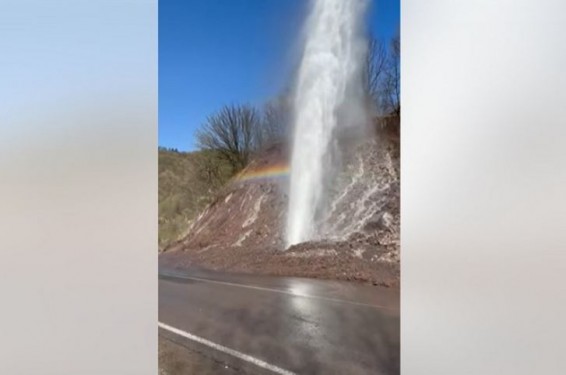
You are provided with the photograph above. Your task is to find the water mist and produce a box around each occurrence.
[286,0,369,247]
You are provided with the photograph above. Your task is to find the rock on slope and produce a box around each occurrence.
[161,124,400,286]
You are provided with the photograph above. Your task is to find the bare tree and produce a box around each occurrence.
[382,35,400,116]
[196,104,262,172]
[364,36,387,107]
[260,94,290,146]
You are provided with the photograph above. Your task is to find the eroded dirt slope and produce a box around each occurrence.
[162,123,400,286]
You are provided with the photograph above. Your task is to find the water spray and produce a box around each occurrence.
[286,0,369,247]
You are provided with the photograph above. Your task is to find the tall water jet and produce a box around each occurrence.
[286,0,369,247]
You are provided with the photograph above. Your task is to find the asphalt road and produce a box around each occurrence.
[159,267,399,375]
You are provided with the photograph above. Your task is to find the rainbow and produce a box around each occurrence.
[235,163,290,182]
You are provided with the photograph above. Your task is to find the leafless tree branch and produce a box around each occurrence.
[196,104,262,172]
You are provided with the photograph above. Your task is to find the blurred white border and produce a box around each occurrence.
[402,0,566,374]
[0,0,157,373]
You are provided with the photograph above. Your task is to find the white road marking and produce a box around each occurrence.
[160,273,397,311]
[158,321,297,375]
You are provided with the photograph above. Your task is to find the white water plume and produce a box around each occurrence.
[286,0,370,247]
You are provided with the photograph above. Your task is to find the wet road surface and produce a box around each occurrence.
[159,267,399,375]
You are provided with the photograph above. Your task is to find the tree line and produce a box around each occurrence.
[194,34,400,176]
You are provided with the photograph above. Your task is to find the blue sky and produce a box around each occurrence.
[159,0,400,151]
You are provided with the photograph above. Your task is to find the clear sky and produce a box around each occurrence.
[159,0,400,151]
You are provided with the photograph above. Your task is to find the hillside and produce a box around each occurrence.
[158,148,233,250]
[160,119,400,286]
